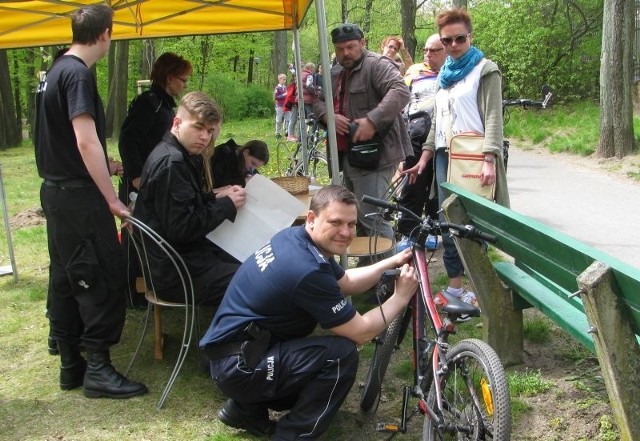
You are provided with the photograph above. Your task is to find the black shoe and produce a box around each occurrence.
[83,351,148,399]
[218,399,276,437]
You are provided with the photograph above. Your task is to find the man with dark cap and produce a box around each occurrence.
[314,23,412,245]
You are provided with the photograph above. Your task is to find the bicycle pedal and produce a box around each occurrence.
[376,422,401,433]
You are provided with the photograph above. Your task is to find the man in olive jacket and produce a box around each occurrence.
[313,23,412,241]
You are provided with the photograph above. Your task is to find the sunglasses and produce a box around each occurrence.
[331,25,363,39]
[440,33,470,46]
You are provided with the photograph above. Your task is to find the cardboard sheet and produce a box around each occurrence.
[206,174,305,262]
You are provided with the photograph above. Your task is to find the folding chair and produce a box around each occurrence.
[123,215,195,410]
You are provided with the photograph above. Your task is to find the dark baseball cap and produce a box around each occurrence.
[331,23,365,43]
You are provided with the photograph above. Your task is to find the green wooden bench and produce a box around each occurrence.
[441,183,640,441]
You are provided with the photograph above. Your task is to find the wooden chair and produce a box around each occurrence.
[346,236,394,259]
[123,215,195,410]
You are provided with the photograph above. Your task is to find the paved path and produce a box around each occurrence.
[507,147,640,269]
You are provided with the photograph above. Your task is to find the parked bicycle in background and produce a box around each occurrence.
[502,85,553,170]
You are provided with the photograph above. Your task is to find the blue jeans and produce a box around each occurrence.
[435,148,465,278]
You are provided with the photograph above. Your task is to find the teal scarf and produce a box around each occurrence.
[439,46,484,89]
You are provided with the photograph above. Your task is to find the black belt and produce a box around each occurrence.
[202,341,244,361]
[43,179,95,189]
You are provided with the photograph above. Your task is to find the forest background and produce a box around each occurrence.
[0,0,615,149]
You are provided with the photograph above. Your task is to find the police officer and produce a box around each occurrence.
[200,185,417,439]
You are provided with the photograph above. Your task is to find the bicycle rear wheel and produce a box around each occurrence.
[360,310,405,412]
[423,339,511,440]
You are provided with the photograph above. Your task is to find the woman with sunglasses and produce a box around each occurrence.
[421,7,509,307]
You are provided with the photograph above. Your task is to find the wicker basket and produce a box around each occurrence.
[271,176,309,195]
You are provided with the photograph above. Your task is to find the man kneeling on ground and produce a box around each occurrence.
[200,185,417,439]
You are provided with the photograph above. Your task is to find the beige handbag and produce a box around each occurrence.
[447,131,495,200]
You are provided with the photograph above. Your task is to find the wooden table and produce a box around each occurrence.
[294,193,313,224]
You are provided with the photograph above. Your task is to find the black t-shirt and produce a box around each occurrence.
[200,226,355,347]
[35,55,107,180]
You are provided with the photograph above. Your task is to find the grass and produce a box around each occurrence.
[504,100,640,157]
[0,109,619,440]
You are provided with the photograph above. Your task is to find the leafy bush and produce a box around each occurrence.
[205,72,273,121]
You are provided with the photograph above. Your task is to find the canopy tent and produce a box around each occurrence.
[0,0,340,183]
[0,0,313,49]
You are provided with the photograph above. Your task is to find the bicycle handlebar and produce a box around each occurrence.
[502,90,553,110]
[362,195,497,244]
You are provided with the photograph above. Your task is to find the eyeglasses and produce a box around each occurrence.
[440,33,470,46]
[423,47,444,53]
[386,44,399,52]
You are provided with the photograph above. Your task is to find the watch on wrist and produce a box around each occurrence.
[483,155,496,163]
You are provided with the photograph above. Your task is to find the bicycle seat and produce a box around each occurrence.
[438,290,480,318]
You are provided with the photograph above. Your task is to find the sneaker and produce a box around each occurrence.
[218,399,276,437]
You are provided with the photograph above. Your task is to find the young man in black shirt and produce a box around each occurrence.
[35,4,147,399]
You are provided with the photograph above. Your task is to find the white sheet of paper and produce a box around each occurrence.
[206,174,306,262]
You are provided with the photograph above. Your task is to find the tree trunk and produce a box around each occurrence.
[597,0,636,158]
[341,0,348,22]
[12,52,23,140]
[197,36,211,91]
[272,31,288,85]
[0,50,21,149]
[141,39,155,80]
[362,0,373,34]
[400,0,417,61]
[105,41,129,140]
[247,49,255,84]
[453,0,468,7]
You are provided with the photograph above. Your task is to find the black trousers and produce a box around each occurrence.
[397,155,436,236]
[40,183,126,351]
[210,335,359,440]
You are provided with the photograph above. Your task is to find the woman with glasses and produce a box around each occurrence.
[380,35,413,75]
[421,7,509,308]
[118,52,192,308]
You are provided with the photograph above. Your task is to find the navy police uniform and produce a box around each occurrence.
[200,226,360,440]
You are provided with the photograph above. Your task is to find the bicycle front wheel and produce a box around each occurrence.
[360,310,405,412]
[423,338,511,441]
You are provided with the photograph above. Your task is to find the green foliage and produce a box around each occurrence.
[205,72,273,120]
[523,314,552,344]
[508,368,554,397]
[472,0,603,100]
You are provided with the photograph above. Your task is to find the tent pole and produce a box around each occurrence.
[291,27,308,174]
[0,164,18,283]
[314,0,340,186]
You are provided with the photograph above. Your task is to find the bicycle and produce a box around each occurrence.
[501,84,553,170]
[281,114,330,182]
[359,194,512,440]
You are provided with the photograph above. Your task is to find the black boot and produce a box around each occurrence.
[83,351,148,399]
[57,341,86,390]
[48,335,59,356]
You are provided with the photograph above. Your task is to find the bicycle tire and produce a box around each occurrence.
[360,310,405,412]
[292,151,329,180]
[422,338,511,441]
